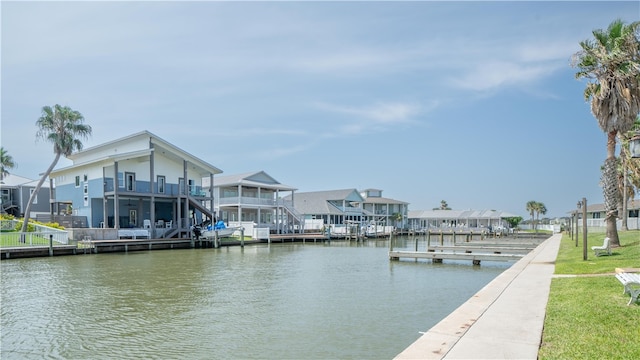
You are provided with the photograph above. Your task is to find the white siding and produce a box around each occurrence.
[71,137,150,164]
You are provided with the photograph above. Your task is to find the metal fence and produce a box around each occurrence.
[0,220,70,247]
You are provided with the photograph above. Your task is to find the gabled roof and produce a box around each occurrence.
[203,171,296,191]
[292,189,364,202]
[0,174,49,188]
[285,189,365,215]
[362,196,408,205]
[408,209,518,219]
[51,130,222,176]
[290,194,345,215]
[569,200,640,214]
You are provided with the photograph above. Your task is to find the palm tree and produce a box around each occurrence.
[526,201,547,233]
[0,147,16,182]
[572,19,640,247]
[535,202,547,231]
[391,212,403,227]
[617,116,640,230]
[20,105,92,234]
[526,200,537,231]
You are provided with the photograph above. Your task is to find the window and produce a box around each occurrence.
[125,172,135,192]
[629,210,639,218]
[30,188,38,204]
[83,196,88,207]
[118,172,124,188]
[83,184,88,195]
[75,176,80,187]
[83,174,88,182]
[157,175,165,194]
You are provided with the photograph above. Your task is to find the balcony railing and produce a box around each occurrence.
[218,197,276,206]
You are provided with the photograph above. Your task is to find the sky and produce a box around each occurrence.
[2,1,639,219]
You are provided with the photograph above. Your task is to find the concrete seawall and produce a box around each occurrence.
[395,233,561,359]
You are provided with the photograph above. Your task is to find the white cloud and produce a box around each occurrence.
[307,101,429,139]
[255,143,317,160]
[450,60,563,92]
[223,128,308,138]
[315,101,421,124]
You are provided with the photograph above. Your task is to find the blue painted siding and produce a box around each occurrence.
[87,178,104,198]
[135,180,150,193]
[55,183,83,206]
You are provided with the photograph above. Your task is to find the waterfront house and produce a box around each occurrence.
[0,173,50,218]
[360,188,409,229]
[201,171,298,233]
[48,130,222,239]
[283,189,368,229]
[408,209,519,232]
[570,200,640,230]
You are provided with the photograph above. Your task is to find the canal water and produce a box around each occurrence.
[1,238,510,359]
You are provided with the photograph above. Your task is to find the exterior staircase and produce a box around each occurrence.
[188,195,214,221]
[280,200,305,233]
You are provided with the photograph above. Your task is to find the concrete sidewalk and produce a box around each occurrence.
[395,233,562,360]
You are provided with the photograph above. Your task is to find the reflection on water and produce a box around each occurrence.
[1,238,509,359]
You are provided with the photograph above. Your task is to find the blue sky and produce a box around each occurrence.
[2,1,638,219]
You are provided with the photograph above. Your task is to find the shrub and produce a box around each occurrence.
[14,221,35,232]
[0,213,16,220]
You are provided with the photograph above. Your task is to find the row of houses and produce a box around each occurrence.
[2,131,412,238]
[5,130,636,239]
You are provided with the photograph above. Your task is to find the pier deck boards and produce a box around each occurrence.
[268,233,328,242]
[426,245,533,254]
[1,245,77,259]
[389,250,525,264]
[84,238,194,253]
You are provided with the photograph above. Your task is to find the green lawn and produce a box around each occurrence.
[538,231,640,359]
[0,232,52,247]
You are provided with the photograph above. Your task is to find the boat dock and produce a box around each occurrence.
[80,238,195,253]
[268,233,329,243]
[389,238,541,265]
[1,245,78,259]
[389,250,525,265]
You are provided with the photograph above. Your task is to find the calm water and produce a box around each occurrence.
[1,238,509,359]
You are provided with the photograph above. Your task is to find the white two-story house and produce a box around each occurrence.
[360,188,409,228]
[49,130,222,238]
[202,171,298,233]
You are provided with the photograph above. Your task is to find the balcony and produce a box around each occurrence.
[218,196,276,207]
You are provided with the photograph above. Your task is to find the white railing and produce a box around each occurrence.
[573,218,640,231]
[0,219,19,231]
[0,220,69,246]
[218,197,276,206]
[34,223,69,244]
[517,224,556,232]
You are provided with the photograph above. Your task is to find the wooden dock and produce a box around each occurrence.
[389,250,524,265]
[268,233,329,243]
[389,243,534,265]
[82,238,195,253]
[1,245,78,259]
[427,245,534,254]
